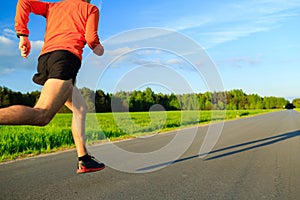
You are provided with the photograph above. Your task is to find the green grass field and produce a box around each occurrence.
[0,110,273,162]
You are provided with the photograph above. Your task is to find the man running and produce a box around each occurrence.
[0,0,105,174]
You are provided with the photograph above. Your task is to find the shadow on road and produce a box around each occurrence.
[205,130,300,160]
[137,130,300,172]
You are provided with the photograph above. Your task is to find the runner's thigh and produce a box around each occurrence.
[34,79,73,115]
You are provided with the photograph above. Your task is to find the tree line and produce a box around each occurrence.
[0,86,293,113]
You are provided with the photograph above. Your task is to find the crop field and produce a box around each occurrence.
[0,110,273,162]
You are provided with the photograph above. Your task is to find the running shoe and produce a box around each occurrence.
[77,156,105,174]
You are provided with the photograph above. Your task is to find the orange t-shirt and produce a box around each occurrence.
[15,0,101,60]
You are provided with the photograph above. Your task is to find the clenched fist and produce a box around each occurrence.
[18,36,31,58]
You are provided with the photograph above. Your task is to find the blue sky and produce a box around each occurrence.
[0,0,300,101]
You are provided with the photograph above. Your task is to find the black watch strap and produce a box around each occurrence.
[16,33,28,38]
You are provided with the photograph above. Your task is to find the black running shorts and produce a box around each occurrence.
[33,50,81,85]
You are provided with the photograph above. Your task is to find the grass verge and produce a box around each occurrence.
[0,109,276,162]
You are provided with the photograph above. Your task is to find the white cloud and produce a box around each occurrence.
[135,49,163,56]
[0,34,43,76]
[227,56,263,68]
[0,35,17,56]
[0,35,13,45]
[165,58,184,65]
[199,25,272,48]
[3,29,16,39]
[215,53,265,68]
[31,40,44,51]
[170,0,300,48]
[105,47,133,57]
[167,16,211,31]
[103,28,173,46]
[0,68,15,75]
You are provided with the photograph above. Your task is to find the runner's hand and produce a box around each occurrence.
[19,36,31,58]
[93,44,104,56]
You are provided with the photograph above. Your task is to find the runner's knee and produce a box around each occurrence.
[80,103,88,114]
[74,104,88,119]
[72,100,88,116]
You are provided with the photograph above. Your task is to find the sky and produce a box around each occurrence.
[0,0,300,101]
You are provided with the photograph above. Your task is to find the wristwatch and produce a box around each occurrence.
[16,33,28,38]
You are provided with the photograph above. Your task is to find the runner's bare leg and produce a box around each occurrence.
[0,79,73,126]
[65,87,88,157]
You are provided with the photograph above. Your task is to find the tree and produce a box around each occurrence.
[0,86,291,112]
[202,92,212,110]
[285,102,295,109]
[80,87,95,112]
[0,87,11,107]
[110,91,130,112]
[292,98,300,108]
[246,94,263,109]
[168,93,180,110]
[157,93,169,110]
[227,89,246,110]
[129,90,144,111]
[95,90,111,112]
[144,87,156,110]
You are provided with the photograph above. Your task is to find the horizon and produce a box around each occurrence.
[1,0,300,102]
[0,85,294,103]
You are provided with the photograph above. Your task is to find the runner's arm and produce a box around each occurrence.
[15,0,48,58]
[85,6,104,56]
[15,0,48,37]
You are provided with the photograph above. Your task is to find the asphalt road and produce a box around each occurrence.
[0,110,299,200]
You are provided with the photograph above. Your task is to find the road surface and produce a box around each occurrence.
[0,110,299,199]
